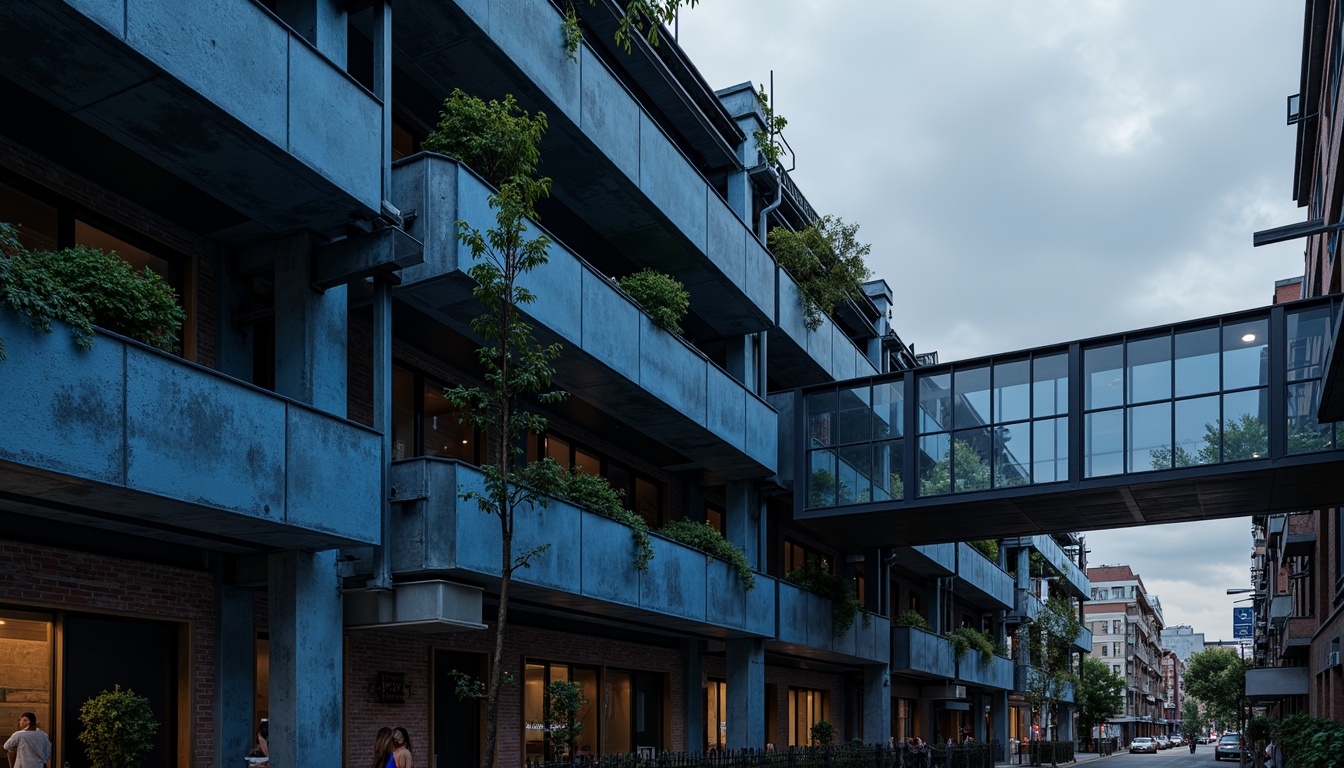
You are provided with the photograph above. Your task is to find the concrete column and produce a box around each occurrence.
[863,665,891,745]
[268,550,343,768]
[274,233,347,416]
[930,578,944,635]
[725,334,761,394]
[992,691,1010,761]
[276,0,347,66]
[214,582,255,765]
[726,638,765,749]
[725,481,760,573]
[682,640,704,752]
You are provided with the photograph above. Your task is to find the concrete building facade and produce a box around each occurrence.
[1084,566,1170,741]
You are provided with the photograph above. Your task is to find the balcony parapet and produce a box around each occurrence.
[0,314,381,551]
[893,544,956,577]
[891,625,956,678]
[957,652,1014,690]
[955,543,1014,610]
[0,1,382,235]
[774,581,890,664]
[392,153,776,478]
[389,459,773,637]
[1014,664,1076,703]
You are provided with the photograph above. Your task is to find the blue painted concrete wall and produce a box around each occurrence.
[891,626,956,678]
[956,543,1015,609]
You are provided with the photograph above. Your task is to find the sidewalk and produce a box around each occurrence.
[996,751,1118,768]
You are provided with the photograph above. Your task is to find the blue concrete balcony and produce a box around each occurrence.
[891,626,956,678]
[774,581,890,663]
[0,0,382,234]
[391,0,773,337]
[1015,664,1076,703]
[1073,625,1093,654]
[0,315,382,551]
[957,652,1014,690]
[1024,535,1090,598]
[954,543,1014,610]
[392,153,776,478]
[770,268,883,387]
[388,459,774,637]
[892,543,956,577]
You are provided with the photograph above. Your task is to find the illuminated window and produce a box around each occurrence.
[788,687,829,746]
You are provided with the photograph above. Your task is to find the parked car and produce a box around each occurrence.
[1130,737,1157,754]
[1156,736,1172,749]
[1214,734,1243,761]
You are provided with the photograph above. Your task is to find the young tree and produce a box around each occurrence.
[1023,595,1083,767]
[1075,656,1124,748]
[1182,648,1249,735]
[1180,698,1202,740]
[767,215,872,331]
[431,91,566,768]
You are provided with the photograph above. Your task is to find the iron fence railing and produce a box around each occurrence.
[528,743,1001,768]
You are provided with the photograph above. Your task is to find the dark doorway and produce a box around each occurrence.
[434,650,484,768]
[63,613,179,768]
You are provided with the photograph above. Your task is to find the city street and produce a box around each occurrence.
[1096,746,1238,768]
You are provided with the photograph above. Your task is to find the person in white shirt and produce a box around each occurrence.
[5,713,51,768]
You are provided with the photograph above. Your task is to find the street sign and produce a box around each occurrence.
[1233,607,1253,638]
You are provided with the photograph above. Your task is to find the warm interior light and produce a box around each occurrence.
[1241,333,1256,343]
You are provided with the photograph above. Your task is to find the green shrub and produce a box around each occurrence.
[968,539,999,562]
[767,215,871,331]
[1276,713,1344,768]
[947,626,998,666]
[659,518,755,590]
[1,222,185,359]
[809,720,836,747]
[895,609,931,631]
[530,459,652,572]
[616,268,690,334]
[785,562,865,637]
[79,685,159,768]
[423,89,548,190]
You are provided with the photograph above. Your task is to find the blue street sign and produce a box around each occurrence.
[1233,607,1253,638]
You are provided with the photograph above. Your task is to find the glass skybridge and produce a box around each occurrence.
[792,295,1344,547]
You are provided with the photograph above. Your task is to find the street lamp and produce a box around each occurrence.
[1225,588,1255,595]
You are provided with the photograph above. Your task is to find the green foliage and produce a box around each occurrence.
[1180,698,1202,738]
[616,268,690,334]
[1148,413,1332,470]
[1275,713,1344,768]
[560,4,583,61]
[1023,595,1083,741]
[767,216,872,331]
[544,679,587,757]
[785,562,864,637]
[423,89,549,191]
[920,438,991,496]
[445,668,515,700]
[78,685,159,768]
[659,518,755,590]
[1075,656,1124,737]
[946,626,997,666]
[1244,715,1274,747]
[809,720,836,747]
[530,460,653,572]
[1182,648,1248,732]
[559,1,702,57]
[753,87,788,166]
[894,609,931,631]
[1,222,185,360]
[968,539,999,562]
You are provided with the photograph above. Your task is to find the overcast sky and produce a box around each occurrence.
[677,1,1301,643]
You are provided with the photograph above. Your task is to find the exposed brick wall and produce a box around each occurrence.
[0,540,216,768]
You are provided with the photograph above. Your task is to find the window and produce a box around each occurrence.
[784,539,833,574]
[788,687,829,746]
[390,365,480,463]
[1101,645,1109,657]
[532,433,666,527]
[1113,619,1123,634]
[1111,587,1125,600]
[895,698,916,741]
[705,680,727,751]
[1113,665,1121,675]
[1113,642,1122,656]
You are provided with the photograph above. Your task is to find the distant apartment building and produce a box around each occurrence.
[1085,566,1170,741]
[1160,625,1206,664]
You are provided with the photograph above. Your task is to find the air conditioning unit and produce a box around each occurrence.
[1325,650,1341,669]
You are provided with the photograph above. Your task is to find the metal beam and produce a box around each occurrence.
[311,226,422,289]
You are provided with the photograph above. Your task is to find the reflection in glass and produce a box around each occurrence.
[807,390,836,447]
[1175,327,1219,397]
[1222,318,1269,390]
[1085,344,1124,410]
[1287,382,1335,454]
[837,384,872,445]
[873,440,905,501]
[1174,395,1220,466]
[873,380,904,439]
[808,449,838,508]
[1221,389,1267,461]
[1127,402,1171,472]
[1033,353,1068,417]
[1033,417,1068,484]
[1127,335,1171,403]
[954,366,991,429]
[838,444,870,505]
[952,428,992,493]
[994,422,1030,487]
[1085,409,1123,477]
[918,433,951,497]
[919,373,953,433]
[994,359,1031,423]
[1286,306,1333,382]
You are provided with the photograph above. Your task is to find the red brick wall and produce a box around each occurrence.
[0,540,216,768]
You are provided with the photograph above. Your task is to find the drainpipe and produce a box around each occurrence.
[756,165,783,242]
[367,0,395,591]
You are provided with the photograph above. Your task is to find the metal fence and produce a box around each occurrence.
[528,743,1001,768]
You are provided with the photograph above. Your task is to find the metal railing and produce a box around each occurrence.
[527,743,999,768]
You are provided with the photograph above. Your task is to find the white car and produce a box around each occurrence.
[1129,737,1157,754]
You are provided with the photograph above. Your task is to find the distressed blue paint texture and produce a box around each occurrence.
[393,155,776,476]
[958,652,1014,690]
[390,459,773,636]
[0,1,380,232]
[892,626,956,678]
[956,543,1015,609]
[911,544,957,574]
[775,582,890,663]
[0,314,380,544]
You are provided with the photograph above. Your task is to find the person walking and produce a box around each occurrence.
[392,727,414,768]
[5,713,51,768]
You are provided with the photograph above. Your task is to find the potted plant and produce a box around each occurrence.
[78,685,159,768]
